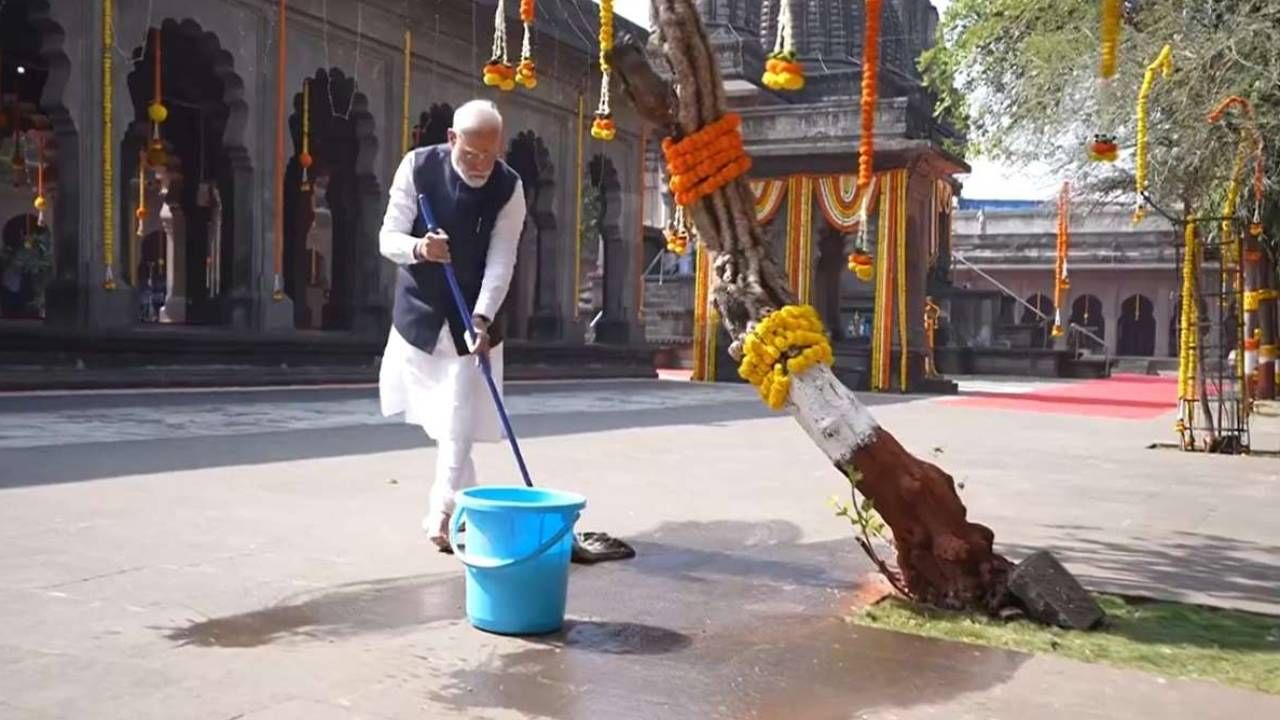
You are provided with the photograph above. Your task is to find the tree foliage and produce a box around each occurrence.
[922,0,1280,222]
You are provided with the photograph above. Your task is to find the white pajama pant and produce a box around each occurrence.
[429,435,476,522]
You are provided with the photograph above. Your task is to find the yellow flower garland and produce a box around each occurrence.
[1133,44,1173,222]
[737,305,834,410]
[1099,0,1121,79]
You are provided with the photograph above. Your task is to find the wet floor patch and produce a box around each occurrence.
[161,573,464,648]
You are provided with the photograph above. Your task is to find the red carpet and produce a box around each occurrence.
[946,374,1178,420]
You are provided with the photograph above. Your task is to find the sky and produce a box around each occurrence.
[602,0,1051,200]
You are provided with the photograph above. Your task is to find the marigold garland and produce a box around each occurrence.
[299,79,313,192]
[737,304,834,410]
[483,0,516,91]
[33,136,47,227]
[1052,182,1070,337]
[591,0,616,141]
[1133,44,1173,222]
[847,249,873,282]
[1176,218,1198,437]
[664,205,691,255]
[762,1,803,91]
[1099,0,1121,79]
[661,113,751,206]
[1088,133,1117,163]
[1208,96,1265,231]
[515,0,537,88]
[858,0,882,192]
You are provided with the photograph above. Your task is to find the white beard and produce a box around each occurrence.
[452,155,490,188]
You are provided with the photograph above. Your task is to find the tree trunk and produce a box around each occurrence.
[612,0,1010,612]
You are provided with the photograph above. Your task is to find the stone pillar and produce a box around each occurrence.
[1103,300,1119,356]
[902,166,934,387]
[158,191,187,324]
[594,151,640,345]
[528,165,563,341]
[1153,287,1172,358]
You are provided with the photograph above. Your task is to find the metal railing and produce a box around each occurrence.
[951,251,1111,366]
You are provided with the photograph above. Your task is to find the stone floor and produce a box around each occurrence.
[1,377,1278,718]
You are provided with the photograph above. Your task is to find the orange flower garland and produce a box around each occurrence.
[847,250,873,281]
[762,1,803,91]
[858,0,882,191]
[661,113,752,207]
[515,0,537,89]
[483,0,516,91]
[1052,182,1070,337]
[1208,95,1265,234]
[664,205,692,255]
[591,0,616,140]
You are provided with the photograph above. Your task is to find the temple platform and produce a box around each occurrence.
[0,324,657,391]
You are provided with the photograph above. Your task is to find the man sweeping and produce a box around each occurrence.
[378,100,525,552]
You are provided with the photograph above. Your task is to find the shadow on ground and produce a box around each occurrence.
[161,519,1027,719]
[0,385,926,488]
[1002,526,1280,616]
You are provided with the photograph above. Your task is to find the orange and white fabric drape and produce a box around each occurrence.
[784,176,814,303]
[815,175,864,233]
[870,169,908,392]
[691,242,719,382]
[748,179,786,224]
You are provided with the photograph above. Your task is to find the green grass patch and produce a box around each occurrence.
[854,594,1280,695]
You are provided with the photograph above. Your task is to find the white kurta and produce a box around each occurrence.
[378,148,526,443]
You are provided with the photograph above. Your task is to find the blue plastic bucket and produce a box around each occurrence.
[449,485,586,635]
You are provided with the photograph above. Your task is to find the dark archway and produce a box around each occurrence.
[1118,294,1156,356]
[121,18,251,326]
[1069,294,1106,353]
[0,213,48,318]
[1020,293,1054,348]
[411,103,454,149]
[506,130,557,340]
[0,0,77,324]
[585,154,627,343]
[283,67,380,331]
[813,226,847,340]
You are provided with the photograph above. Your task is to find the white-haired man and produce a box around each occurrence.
[378,99,526,551]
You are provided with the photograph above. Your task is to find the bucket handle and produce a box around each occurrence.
[448,509,581,570]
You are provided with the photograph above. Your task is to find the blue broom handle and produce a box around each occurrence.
[416,194,534,488]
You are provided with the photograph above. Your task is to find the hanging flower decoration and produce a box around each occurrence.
[1088,133,1118,162]
[737,305,834,410]
[847,249,873,282]
[1099,0,1122,79]
[33,136,47,227]
[664,205,691,255]
[591,0,616,140]
[515,0,537,89]
[135,149,148,238]
[1133,43,1172,222]
[1052,182,1071,337]
[146,27,169,171]
[762,1,803,91]
[1208,96,1266,238]
[661,113,751,206]
[858,0,882,192]
[483,0,516,91]
[299,79,314,192]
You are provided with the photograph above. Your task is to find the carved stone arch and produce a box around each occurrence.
[412,103,454,149]
[506,130,557,339]
[283,67,381,331]
[1,0,80,325]
[1070,293,1106,353]
[120,18,253,326]
[1118,293,1156,356]
[586,153,629,342]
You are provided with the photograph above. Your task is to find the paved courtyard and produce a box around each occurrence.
[1,376,1278,718]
